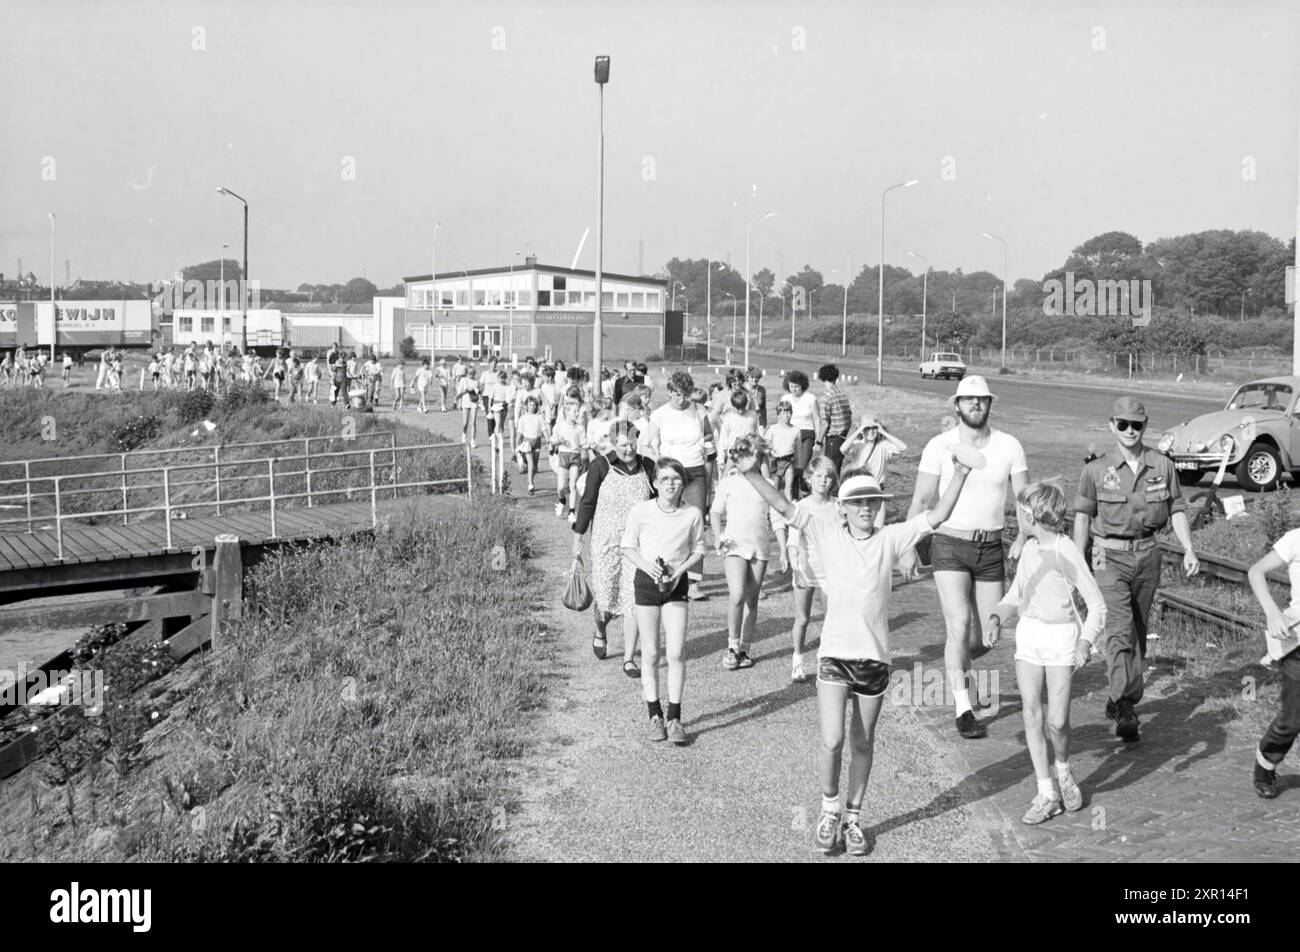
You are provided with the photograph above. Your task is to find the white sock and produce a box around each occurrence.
[792,651,804,666]
[952,688,973,717]
[1055,761,1073,782]
[1037,777,1056,799]
[843,806,861,828]
[1257,748,1276,771]
[821,795,840,815]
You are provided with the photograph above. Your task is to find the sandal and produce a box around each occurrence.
[622,659,641,678]
[592,635,607,659]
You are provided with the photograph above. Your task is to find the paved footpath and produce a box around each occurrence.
[393,406,1300,862]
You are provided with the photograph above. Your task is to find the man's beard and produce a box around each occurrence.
[957,405,990,429]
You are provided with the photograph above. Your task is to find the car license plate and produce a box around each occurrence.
[1175,461,1199,470]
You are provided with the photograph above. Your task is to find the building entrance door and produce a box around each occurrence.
[471,326,502,359]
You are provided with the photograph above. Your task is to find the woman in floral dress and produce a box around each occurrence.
[573,420,656,676]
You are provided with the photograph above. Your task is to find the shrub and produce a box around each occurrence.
[159,387,218,424]
[219,384,271,414]
[109,414,162,451]
[399,336,419,359]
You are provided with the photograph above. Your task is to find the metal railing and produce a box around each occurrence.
[0,438,473,561]
[0,432,400,532]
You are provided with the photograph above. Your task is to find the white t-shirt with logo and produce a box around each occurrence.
[918,428,1028,531]
[789,506,932,663]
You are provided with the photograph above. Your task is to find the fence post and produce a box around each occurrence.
[268,458,277,538]
[466,444,474,500]
[163,467,173,550]
[24,460,32,533]
[369,450,378,528]
[120,453,128,525]
[54,477,63,561]
[305,442,313,508]
[210,534,243,651]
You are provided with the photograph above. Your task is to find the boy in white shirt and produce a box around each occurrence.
[390,360,407,412]
[737,444,974,857]
[841,416,908,527]
[1247,527,1300,799]
[414,358,433,413]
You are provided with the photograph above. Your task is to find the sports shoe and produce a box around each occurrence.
[647,715,667,742]
[568,512,577,525]
[814,810,842,854]
[666,718,687,745]
[791,659,811,683]
[1022,793,1064,825]
[735,650,754,669]
[1254,762,1280,799]
[722,647,740,670]
[955,710,987,739]
[1058,771,1084,811]
[554,502,566,518]
[470,440,478,449]
[1105,699,1118,721]
[842,820,873,857]
[1116,699,1140,743]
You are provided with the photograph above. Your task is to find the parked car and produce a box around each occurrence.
[919,352,966,380]
[1156,376,1300,492]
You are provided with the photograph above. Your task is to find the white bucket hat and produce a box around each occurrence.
[838,474,893,501]
[949,375,995,407]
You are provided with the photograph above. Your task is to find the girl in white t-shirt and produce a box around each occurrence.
[620,458,706,746]
[765,401,801,499]
[737,450,972,857]
[550,391,587,523]
[710,436,774,670]
[988,481,1105,826]
[515,395,549,495]
[413,359,433,413]
[716,389,760,474]
[784,455,839,683]
[842,416,908,527]
[457,368,481,447]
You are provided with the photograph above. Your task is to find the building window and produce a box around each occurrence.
[631,292,645,309]
[455,290,468,307]
[553,276,566,291]
[517,290,532,306]
[474,290,486,306]
[538,290,551,307]
[223,316,232,330]
[179,316,193,332]
[201,316,214,333]
[602,292,614,308]
[486,290,502,307]
[509,324,534,347]
[440,291,454,307]
[538,274,553,290]
[646,291,661,310]
[616,292,629,308]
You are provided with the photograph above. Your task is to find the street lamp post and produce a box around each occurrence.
[980,232,1008,370]
[908,250,928,361]
[593,55,610,380]
[216,186,249,352]
[839,254,852,357]
[706,259,712,363]
[744,211,775,368]
[877,179,918,385]
[48,213,55,361]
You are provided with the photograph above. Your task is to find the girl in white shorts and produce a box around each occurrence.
[987,481,1106,826]
[709,436,774,671]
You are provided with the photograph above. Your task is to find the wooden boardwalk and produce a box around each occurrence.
[0,501,389,574]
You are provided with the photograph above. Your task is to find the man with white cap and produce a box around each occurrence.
[900,375,1029,740]
[737,448,974,857]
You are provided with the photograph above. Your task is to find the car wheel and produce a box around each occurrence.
[1176,469,1202,487]
[1235,443,1282,492]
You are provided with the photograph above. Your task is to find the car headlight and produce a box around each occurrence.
[1157,433,1175,454]
[1219,434,1235,454]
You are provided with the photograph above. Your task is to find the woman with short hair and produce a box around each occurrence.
[783,370,821,499]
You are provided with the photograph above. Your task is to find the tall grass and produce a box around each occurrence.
[6,498,549,862]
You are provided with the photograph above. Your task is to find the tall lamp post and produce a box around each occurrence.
[877,179,918,384]
[907,250,928,361]
[593,55,610,378]
[216,186,249,352]
[48,213,56,360]
[743,211,775,368]
[220,241,229,354]
[980,232,1008,370]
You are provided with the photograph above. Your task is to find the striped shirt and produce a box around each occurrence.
[820,385,852,437]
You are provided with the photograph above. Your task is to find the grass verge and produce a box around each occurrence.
[0,496,549,862]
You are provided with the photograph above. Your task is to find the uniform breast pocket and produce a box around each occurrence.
[1143,487,1171,503]
[1097,491,1128,504]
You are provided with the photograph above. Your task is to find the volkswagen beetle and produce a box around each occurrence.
[1156,376,1300,492]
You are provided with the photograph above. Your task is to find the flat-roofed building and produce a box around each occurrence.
[401,255,671,364]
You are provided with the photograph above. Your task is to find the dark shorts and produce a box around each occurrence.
[633,568,690,606]
[771,455,793,483]
[929,533,1005,582]
[817,656,891,697]
[557,450,582,470]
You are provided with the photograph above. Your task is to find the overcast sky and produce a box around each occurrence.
[2,0,1297,290]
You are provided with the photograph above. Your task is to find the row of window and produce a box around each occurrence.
[406,323,536,350]
[408,289,661,310]
[177,316,233,333]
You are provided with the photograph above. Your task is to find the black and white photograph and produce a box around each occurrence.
[1,0,1298,904]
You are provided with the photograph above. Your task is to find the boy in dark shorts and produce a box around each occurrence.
[738,447,973,856]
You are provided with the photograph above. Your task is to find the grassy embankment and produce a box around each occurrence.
[1,387,548,862]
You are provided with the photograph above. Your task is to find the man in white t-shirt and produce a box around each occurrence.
[900,375,1029,741]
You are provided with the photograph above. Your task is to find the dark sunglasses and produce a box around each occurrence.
[1113,419,1145,432]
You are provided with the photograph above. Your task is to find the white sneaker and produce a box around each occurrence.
[555,502,566,518]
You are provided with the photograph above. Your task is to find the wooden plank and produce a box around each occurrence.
[114,523,169,554]
[4,532,50,569]
[0,535,37,570]
[0,591,207,631]
[166,613,215,661]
